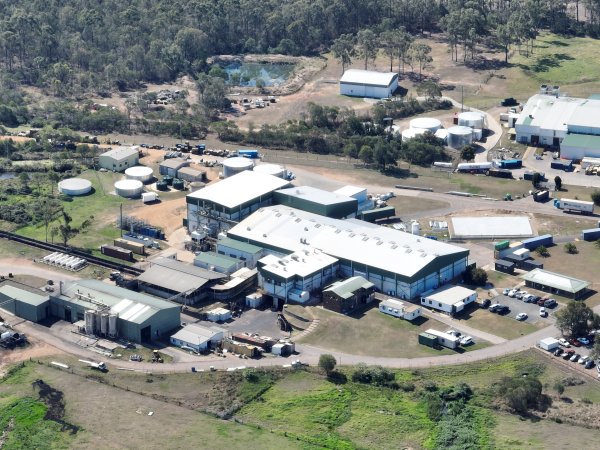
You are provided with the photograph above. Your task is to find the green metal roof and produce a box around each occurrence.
[522,116,533,126]
[218,237,263,254]
[521,269,589,293]
[195,252,239,269]
[323,276,374,300]
[588,94,600,100]
[0,285,49,306]
[561,133,600,150]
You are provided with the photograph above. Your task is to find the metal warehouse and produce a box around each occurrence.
[170,323,227,353]
[51,280,180,342]
[216,237,264,269]
[186,171,290,236]
[339,69,398,98]
[0,281,50,322]
[194,252,244,274]
[273,186,358,219]
[98,146,139,172]
[521,269,590,299]
[159,158,190,177]
[322,276,375,314]
[136,257,226,305]
[226,206,469,300]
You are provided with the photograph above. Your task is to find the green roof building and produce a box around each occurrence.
[322,276,375,314]
[274,186,358,219]
[194,252,243,274]
[0,282,50,323]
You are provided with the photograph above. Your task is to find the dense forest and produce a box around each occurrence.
[0,0,596,95]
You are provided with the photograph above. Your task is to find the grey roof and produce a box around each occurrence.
[521,269,590,294]
[171,323,226,345]
[100,146,138,160]
[137,257,226,293]
[323,276,374,299]
[177,166,205,176]
[160,158,189,170]
[194,252,239,269]
[275,186,357,206]
[218,237,263,255]
[59,279,178,324]
[340,69,397,87]
[422,285,476,306]
[0,284,49,306]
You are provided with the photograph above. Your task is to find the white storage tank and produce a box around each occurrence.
[458,111,485,129]
[434,129,449,143]
[58,178,92,196]
[409,117,442,132]
[100,313,109,335]
[108,314,118,337]
[401,128,427,141]
[114,179,143,198]
[253,163,285,178]
[222,157,254,178]
[84,310,95,335]
[125,166,153,183]
[447,126,474,149]
[411,221,420,235]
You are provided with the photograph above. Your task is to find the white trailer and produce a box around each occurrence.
[538,337,559,351]
[142,192,158,203]
[559,198,594,215]
[456,162,492,172]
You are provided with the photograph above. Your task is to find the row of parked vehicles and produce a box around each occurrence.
[554,348,597,370]
[503,288,557,308]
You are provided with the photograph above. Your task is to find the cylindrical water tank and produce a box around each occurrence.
[100,313,109,335]
[114,180,143,198]
[447,126,474,149]
[409,117,442,132]
[156,181,169,191]
[223,157,254,178]
[253,163,285,178]
[434,129,449,143]
[94,311,101,332]
[172,179,185,190]
[58,178,92,196]
[189,181,205,192]
[457,111,485,129]
[125,166,153,183]
[163,175,174,186]
[411,221,420,236]
[401,128,427,141]
[109,314,118,337]
[84,310,95,335]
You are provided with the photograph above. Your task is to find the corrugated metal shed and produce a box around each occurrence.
[137,257,225,293]
[340,69,397,87]
[323,276,374,300]
[521,269,589,294]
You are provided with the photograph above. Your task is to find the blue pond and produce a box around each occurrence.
[222,62,294,87]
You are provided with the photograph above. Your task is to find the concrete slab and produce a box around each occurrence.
[451,216,533,239]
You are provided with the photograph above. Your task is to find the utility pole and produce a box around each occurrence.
[461,86,464,113]
[120,204,123,238]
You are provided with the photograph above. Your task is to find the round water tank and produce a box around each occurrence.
[163,175,174,186]
[125,166,153,183]
[253,163,285,178]
[189,181,205,192]
[114,179,143,198]
[447,126,474,149]
[457,111,485,129]
[411,221,420,236]
[172,179,185,190]
[223,157,254,178]
[58,178,92,196]
[409,117,442,132]
[156,181,169,191]
[401,128,427,141]
[434,129,449,143]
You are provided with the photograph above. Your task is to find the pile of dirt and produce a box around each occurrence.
[32,379,79,434]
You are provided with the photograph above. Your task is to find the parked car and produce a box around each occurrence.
[544,299,557,308]
[570,353,581,362]
[577,337,590,346]
[529,295,540,304]
[516,313,528,321]
[578,355,589,365]
[553,348,564,357]
[481,299,491,309]
[446,329,461,337]
[460,336,474,346]
[539,307,547,317]
[537,298,547,306]
[584,360,595,369]
[489,303,502,312]
[558,338,570,347]
[508,289,518,298]
[522,294,534,302]
[516,291,528,299]
[563,350,575,360]
[502,288,510,295]
[569,338,582,347]
[497,305,510,314]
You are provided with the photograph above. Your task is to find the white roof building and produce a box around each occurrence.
[259,250,338,280]
[170,323,227,352]
[340,69,398,99]
[421,285,477,314]
[521,268,590,299]
[98,146,139,172]
[227,206,469,299]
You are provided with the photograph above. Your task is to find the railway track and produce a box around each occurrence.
[0,231,144,276]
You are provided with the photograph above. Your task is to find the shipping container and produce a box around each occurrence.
[521,234,553,250]
[551,160,573,171]
[523,170,545,181]
[498,159,522,169]
[418,332,438,348]
[114,238,146,255]
[581,228,600,241]
[521,259,543,271]
[494,240,510,251]
[238,149,259,159]
[495,259,515,274]
[559,198,594,215]
[433,162,453,169]
[533,190,549,202]
[456,162,492,172]
[101,245,133,261]
[488,168,513,179]
[360,206,396,222]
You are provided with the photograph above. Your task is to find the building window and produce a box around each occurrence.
[438,303,442,307]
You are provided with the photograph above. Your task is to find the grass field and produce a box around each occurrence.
[297,306,489,357]
[457,307,541,340]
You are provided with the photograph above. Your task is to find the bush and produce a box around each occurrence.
[592,190,600,206]
[351,364,396,386]
[318,354,337,375]
[463,266,488,286]
[564,242,578,254]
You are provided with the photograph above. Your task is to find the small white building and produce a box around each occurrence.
[425,329,460,349]
[421,285,477,315]
[206,307,232,323]
[245,293,264,309]
[379,299,422,321]
[509,248,530,261]
[339,69,398,98]
[538,337,559,351]
[98,146,139,172]
[170,323,226,353]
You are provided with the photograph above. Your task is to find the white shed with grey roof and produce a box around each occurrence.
[340,69,398,98]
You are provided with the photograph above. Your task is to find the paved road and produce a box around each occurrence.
[421,308,507,345]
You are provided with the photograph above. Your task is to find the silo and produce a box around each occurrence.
[447,126,474,149]
[409,117,442,132]
[84,310,95,335]
[223,157,254,178]
[457,111,485,129]
[125,166,154,183]
[94,311,102,333]
[411,221,420,235]
[100,313,109,335]
[401,128,427,141]
[108,314,118,337]
[253,163,286,178]
[58,178,92,196]
[114,180,143,198]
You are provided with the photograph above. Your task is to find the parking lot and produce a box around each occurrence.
[194,309,289,339]
[490,293,559,325]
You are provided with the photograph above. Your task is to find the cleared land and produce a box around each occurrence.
[295,306,489,357]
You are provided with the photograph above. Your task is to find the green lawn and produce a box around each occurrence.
[298,306,489,357]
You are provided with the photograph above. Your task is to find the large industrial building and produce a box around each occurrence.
[515,92,600,159]
[227,206,469,300]
[136,257,226,304]
[339,69,398,98]
[185,171,290,236]
[98,146,139,172]
[216,237,264,269]
[0,281,50,322]
[273,186,358,219]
